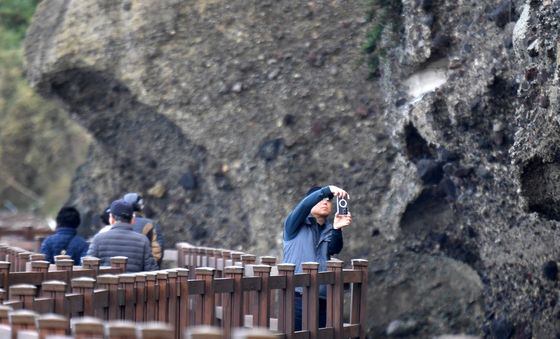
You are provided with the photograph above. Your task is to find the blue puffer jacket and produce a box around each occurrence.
[40,227,89,265]
[282,186,343,297]
[86,223,158,272]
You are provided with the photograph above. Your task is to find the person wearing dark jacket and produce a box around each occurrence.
[87,199,158,272]
[282,185,352,331]
[123,192,164,267]
[40,206,89,264]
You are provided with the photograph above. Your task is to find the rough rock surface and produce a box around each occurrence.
[23,0,560,337]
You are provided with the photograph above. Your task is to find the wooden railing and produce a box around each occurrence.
[176,243,368,339]
[0,308,276,338]
[0,242,368,339]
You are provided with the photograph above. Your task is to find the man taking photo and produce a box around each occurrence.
[282,185,352,330]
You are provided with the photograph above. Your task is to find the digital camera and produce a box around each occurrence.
[336,196,349,215]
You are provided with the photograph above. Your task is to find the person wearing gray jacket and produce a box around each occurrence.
[87,199,158,272]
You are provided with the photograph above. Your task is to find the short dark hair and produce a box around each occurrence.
[56,207,81,228]
[112,214,133,223]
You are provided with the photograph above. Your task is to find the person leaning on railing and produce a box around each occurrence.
[282,185,352,331]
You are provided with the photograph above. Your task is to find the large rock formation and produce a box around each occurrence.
[24,0,560,337]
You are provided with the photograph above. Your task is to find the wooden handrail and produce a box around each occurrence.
[0,242,369,339]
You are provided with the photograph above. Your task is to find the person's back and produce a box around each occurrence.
[87,199,157,273]
[123,193,164,266]
[88,223,155,272]
[40,206,88,264]
[132,215,162,264]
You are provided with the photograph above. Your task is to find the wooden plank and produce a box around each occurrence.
[8,272,43,286]
[343,324,360,338]
[342,270,362,284]
[188,280,204,295]
[213,278,234,294]
[293,331,310,339]
[317,271,335,285]
[64,293,83,317]
[293,274,310,288]
[268,275,286,290]
[317,327,334,339]
[241,277,261,291]
[31,298,53,314]
[92,289,109,311]
[3,300,23,309]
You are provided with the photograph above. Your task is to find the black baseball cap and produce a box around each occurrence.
[110,199,133,219]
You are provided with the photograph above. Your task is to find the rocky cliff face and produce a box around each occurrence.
[24,0,560,337]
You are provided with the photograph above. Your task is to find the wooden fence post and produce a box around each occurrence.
[145,272,157,321]
[7,248,16,272]
[31,261,49,274]
[17,252,30,272]
[176,243,185,268]
[141,322,174,339]
[157,271,169,323]
[253,265,271,329]
[232,327,277,339]
[195,267,215,326]
[327,260,344,339]
[241,254,256,325]
[0,305,12,324]
[185,247,194,271]
[55,259,74,286]
[224,266,244,337]
[196,248,204,267]
[222,250,232,268]
[119,274,136,321]
[107,320,136,339]
[37,313,68,338]
[135,274,146,323]
[29,254,45,262]
[259,256,278,324]
[10,284,37,310]
[351,259,368,339]
[0,261,10,290]
[277,263,295,337]
[176,268,189,339]
[96,275,120,320]
[0,244,6,261]
[41,281,67,315]
[211,249,221,271]
[72,277,96,316]
[167,269,178,333]
[302,262,319,338]
[10,309,37,337]
[82,257,101,276]
[72,316,104,339]
[231,252,242,267]
[110,257,128,273]
[185,325,223,339]
[54,255,71,262]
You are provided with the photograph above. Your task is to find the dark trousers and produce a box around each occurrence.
[294,292,327,331]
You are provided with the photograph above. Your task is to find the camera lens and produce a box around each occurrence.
[338,199,347,208]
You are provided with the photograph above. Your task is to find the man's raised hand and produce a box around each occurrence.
[328,185,349,199]
[334,213,352,230]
